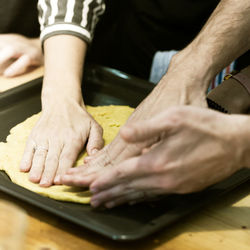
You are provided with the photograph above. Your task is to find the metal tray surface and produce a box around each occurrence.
[0,65,250,241]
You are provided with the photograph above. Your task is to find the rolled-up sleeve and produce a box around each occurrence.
[37,0,105,44]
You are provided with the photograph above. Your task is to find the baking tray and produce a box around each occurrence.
[0,64,250,241]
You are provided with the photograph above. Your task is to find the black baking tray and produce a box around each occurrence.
[1,64,250,241]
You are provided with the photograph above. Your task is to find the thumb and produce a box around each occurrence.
[86,123,104,156]
[4,54,31,77]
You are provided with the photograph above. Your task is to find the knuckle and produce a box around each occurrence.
[61,152,74,162]
[137,156,150,171]
[70,135,83,147]
[101,147,113,166]
[151,158,165,173]
[24,55,32,65]
[115,168,125,179]
[5,46,16,55]
[69,133,81,142]
[35,150,46,158]
[46,154,59,164]
[126,143,141,155]
[167,108,183,124]
[160,177,177,191]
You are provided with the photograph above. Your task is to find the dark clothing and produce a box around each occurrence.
[37,0,105,44]
[89,0,249,79]
[0,0,248,79]
[0,0,40,37]
[89,0,220,78]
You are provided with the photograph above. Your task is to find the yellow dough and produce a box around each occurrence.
[0,105,134,204]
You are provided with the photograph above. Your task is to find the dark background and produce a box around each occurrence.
[0,0,249,80]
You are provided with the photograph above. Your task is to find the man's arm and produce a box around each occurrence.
[171,0,250,92]
[59,0,250,198]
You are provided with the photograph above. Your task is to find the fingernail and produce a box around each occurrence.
[84,156,91,163]
[4,69,14,77]
[90,187,98,193]
[129,201,137,206]
[39,179,49,187]
[105,202,115,208]
[29,174,40,183]
[91,200,100,208]
[61,175,69,182]
[66,168,74,174]
[20,165,28,172]
[54,175,61,184]
[91,148,98,155]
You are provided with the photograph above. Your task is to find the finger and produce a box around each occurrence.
[4,54,32,77]
[29,145,48,183]
[86,123,104,156]
[90,184,130,208]
[83,145,108,164]
[66,165,85,174]
[82,146,112,177]
[0,46,16,65]
[89,156,150,193]
[39,144,62,187]
[20,140,36,172]
[104,191,147,208]
[61,170,100,187]
[72,162,104,177]
[120,112,173,143]
[83,155,93,164]
[63,162,108,187]
[62,158,111,187]
[91,177,164,208]
[142,147,151,154]
[54,143,82,184]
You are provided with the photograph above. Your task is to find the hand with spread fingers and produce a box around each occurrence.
[63,0,250,184]
[0,34,43,77]
[59,50,209,187]
[20,98,103,187]
[19,35,104,187]
[61,106,250,208]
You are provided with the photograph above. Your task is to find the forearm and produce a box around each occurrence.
[169,0,250,91]
[38,0,105,109]
[42,35,87,109]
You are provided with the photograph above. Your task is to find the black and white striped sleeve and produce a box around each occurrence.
[37,0,105,44]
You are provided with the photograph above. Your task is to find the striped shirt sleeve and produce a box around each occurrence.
[37,0,105,44]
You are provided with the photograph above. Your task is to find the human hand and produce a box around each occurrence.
[65,52,210,183]
[62,106,247,208]
[0,34,43,77]
[20,98,103,187]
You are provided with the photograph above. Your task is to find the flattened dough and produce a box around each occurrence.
[0,105,134,204]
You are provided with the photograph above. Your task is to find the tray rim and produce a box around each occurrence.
[1,67,250,241]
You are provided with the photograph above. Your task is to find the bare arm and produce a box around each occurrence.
[20,34,104,186]
[42,35,86,108]
[171,0,250,92]
[59,0,250,198]
[20,0,105,186]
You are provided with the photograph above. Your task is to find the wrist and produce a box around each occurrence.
[168,48,215,90]
[41,80,84,110]
[155,50,209,106]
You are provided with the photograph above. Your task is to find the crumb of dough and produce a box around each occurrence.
[0,105,134,204]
